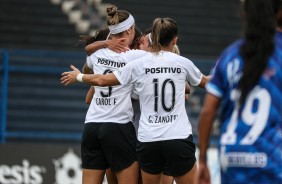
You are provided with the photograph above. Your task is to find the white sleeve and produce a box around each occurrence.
[184,59,203,86]
[131,84,139,100]
[113,61,136,85]
[124,50,147,63]
[86,55,94,69]
[131,90,139,100]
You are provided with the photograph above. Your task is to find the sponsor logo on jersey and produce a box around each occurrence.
[145,67,181,74]
[220,146,267,171]
[97,58,126,68]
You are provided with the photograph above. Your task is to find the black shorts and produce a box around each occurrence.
[81,122,137,172]
[137,135,196,177]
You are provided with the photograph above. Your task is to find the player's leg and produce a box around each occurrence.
[163,135,197,184]
[115,161,140,184]
[174,164,197,184]
[105,168,118,184]
[141,170,162,184]
[81,123,109,184]
[161,174,174,184]
[137,140,163,184]
[100,122,139,184]
[82,169,105,184]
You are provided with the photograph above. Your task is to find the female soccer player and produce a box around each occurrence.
[197,0,282,183]
[81,27,119,184]
[78,4,146,184]
[84,26,143,105]
[61,17,209,184]
[84,28,184,184]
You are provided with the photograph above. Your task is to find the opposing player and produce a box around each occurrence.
[276,0,282,42]
[61,17,209,184]
[197,0,282,183]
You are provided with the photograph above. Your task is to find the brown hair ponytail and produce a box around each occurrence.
[106,5,130,26]
[151,18,178,53]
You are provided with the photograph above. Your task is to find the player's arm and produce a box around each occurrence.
[185,82,190,100]
[85,38,129,55]
[197,75,210,89]
[197,93,220,184]
[61,65,120,86]
[82,63,93,74]
[185,82,190,94]
[198,93,220,162]
[85,87,94,104]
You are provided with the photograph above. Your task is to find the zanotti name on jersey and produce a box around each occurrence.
[148,115,178,124]
[145,67,181,74]
[97,58,126,68]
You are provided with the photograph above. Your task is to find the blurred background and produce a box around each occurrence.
[0,0,243,183]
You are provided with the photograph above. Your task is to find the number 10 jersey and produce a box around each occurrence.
[114,51,203,142]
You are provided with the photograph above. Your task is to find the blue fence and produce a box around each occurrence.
[0,49,88,143]
[0,50,9,143]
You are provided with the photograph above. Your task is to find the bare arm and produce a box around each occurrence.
[196,93,220,184]
[85,38,129,55]
[197,75,210,89]
[82,63,93,74]
[85,87,94,104]
[61,65,120,86]
[185,82,190,94]
[198,93,220,163]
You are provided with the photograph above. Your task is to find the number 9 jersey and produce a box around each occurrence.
[206,37,282,183]
[113,51,203,142]
[86,48,146,124]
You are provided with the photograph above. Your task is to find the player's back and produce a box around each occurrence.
[209,40,282,183]
[129,51,203,142]
[85,48,145,124]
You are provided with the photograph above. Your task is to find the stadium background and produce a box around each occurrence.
[0,0,242,183]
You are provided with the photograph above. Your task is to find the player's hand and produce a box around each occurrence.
[196,162,211,184]
[108,38,129,53]
[61,65,81,86]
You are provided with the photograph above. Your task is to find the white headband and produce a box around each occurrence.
[108,14,135,34]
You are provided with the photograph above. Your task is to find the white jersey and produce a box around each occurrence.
[114,51,203,142]
[85,48,146,124]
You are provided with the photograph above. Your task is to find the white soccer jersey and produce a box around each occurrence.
[114,51,203,142]
[85,48,146,124]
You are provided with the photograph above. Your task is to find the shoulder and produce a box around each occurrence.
[220,39,243,60]
[89,48,108,57]
[121,49,147,56]
[165,52,195,66]
[119,49,149,62]
[214,39,243,69]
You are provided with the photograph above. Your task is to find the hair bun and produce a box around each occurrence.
[107,5,118,17]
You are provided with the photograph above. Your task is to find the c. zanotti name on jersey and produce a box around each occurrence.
[148,115,178,124]
[145,67,181,74]
[95,97,117,105]
[97,58,126,68]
